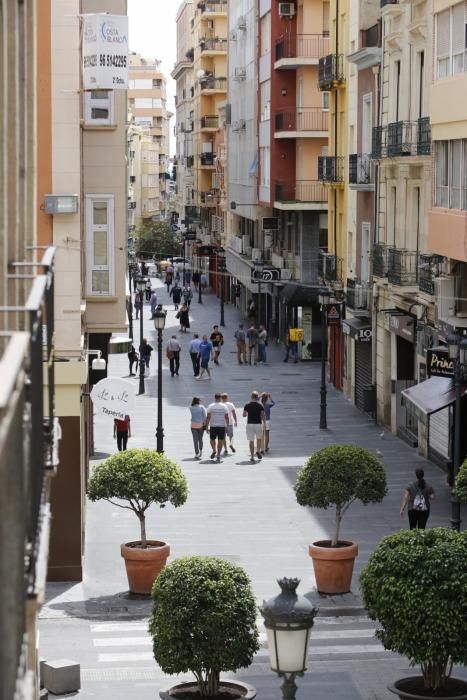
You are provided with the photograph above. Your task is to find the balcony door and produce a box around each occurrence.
[361,222,370,283]
[362,94,372,155]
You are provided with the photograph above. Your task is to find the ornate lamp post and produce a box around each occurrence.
[136,276,147,395]
[318,288,331,430]
[253,257,264,325]
[196,239,203,305]
[446,332,467,531]
[153,306,167,453]
[218,247,226,327]
[260,578,317,700]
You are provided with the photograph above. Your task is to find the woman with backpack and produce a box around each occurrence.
[400,468,435,530]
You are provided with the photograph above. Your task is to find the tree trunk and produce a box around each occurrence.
[138,513,147,547]
[332,506,342,547]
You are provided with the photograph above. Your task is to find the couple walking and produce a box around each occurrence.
[189,393,237,461]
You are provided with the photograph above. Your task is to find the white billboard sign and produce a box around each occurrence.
[90,377,136,421]
[82,14,129,90]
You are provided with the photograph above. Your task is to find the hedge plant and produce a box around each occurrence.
[87,448,188,546]
[360,528,467,692]
[149,556,259,697]
[454,458,467,502]
[295,445,387,546]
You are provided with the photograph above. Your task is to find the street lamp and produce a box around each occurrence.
[447,332,467,531]
[260,578,317,700]
[136,276,148,395]
[128,260,137,341]
[153,305,167,453]
[253,257,264,325]
[318,288,331,430]
[196,239,203,305]
[218,247,226,327]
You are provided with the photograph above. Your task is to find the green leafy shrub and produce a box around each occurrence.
[454,458,467,502]
[149,556,259,697]
[360,528,467,692]
[295,444,387,546]
[87,448,188,545]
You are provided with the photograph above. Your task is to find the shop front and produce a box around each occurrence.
[342,316,373,413]
[388,312,418,446]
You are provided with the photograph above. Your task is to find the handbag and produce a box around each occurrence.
[166,350,175,359]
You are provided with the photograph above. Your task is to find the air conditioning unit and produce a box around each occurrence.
[251,248,261,261]
[233,67,246,81]
[279,2,296,17]
[207,19,214,29]
[281,269,293,280]
[264,231,273,248]
[434,277,456,324]
[237,15,246,30]
[237,118,246,130]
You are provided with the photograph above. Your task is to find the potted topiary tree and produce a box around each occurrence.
[87,448,188,595]
[295,444,387,594]
[150,556,259,698]
[360,528,467,699]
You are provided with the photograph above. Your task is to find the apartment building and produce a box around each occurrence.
[128,54,172,225]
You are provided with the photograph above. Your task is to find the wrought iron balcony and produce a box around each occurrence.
[199,75,227,92]
[200,38,227,52]
[318,156,344,183]
[372,242,389,277]
[319,250,343,283]
[200,152,216,166]
[274,108,328,133]
[346,278,369,310]
[275,33,330,63]
[419,254,443,295]
[274,180,327,203]
[371,118,431,158]
[388,247,419,285]
[200,190,216,205]
[200,115,219,129]
[318,54,344,90]
[199,0,227,14]
[348,154,372,186]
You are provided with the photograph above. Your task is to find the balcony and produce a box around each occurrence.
[199,1,227,15]
[372,243,419,285]
[381,0,399,6]
[275,33,330,69]
[319,250,343,283]
[186,155,194,169]
[200,152,216,167]
[318,54,344,90]
[419,254,443,295]
[274,180,327,210]
[199,75,227,94]
[274,108,328,136]
[348,154,373,190]
[346,278,369,310]
[371,117,431,158]
[372,242,389,277]
[200,115,219,130]
[318,155,344,183]
[200,38,227,54]
[200,191,217,205]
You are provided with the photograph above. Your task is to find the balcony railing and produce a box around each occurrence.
[318,155,344,182]
[372,243,420,285]
[419,254,443,295]
[274,180,327,203]
[199,76,227,91]
[200,152,216,166]
[200,190,216,204]
[275,33,330,62]
[348,153,371,185]
[346,278,369,310]
[319,250,343,283]
[274,108,328,133]
[200,115,219,129]
[372,118,431,158]
[318,54,344,90]
[199,0,227,13]
[381,0,399,7]
[200,38,227,52]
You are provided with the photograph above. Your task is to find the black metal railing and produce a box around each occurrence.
[371,118,431,158]
[200,38,227,52]
[200,152,216,166]
[419,254,443,295]
[319,250,343,282]
[388,248,419,285]
[372,242,389,277]
[275,33,330,61]
[274,180,327,202]
[200,115,219,129]
[349,154,372,185]
[199,76,227,91]
[274,108,328,132]
[318,155,345,182]
[346,278,369,310]
[318,54,344,89]
[200,191,216,204]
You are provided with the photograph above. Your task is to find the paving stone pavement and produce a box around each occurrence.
[39,278,467,699]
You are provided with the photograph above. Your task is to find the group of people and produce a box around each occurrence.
[189,390,275,463]
[234,323,268,365]
[165,267,208,293]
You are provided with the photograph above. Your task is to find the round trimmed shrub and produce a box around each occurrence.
[360,528,467,692]
[87,448,188,545]
[295,444,387,546]
[149,556,260,697]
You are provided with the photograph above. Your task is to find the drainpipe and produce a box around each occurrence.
[333,0,339,273]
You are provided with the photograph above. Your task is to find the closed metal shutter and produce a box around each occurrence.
[355,339,372,411]
[429,406,450,460]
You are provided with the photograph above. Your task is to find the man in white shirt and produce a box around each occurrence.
[221,392,237,456]
[205,393,230,462]
[189,333,202,377]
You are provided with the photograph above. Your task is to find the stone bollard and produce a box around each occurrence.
[42,659,80,695]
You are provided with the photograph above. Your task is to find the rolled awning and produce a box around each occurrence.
[401,377,467,423]
[342,316,371,338]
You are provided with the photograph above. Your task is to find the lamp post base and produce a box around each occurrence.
[280,674,298,700]
[156,427,164,454]
[319,387,327,430]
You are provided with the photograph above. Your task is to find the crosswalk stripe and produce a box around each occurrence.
[98,652,154,663]
[91,622,148,633]
[93,637,152,647]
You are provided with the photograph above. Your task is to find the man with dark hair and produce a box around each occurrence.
[210,325,224,365]
[205,394,229,462]
[243,391,266,463]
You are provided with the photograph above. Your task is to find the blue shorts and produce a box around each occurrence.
[200,357,210,369]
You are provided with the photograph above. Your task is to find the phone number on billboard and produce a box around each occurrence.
[99,54,127,68]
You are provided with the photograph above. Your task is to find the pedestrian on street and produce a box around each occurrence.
[243,391,266,463]
[176,303,191,333]
[260,392,275,453]
[247,323,258,365]
[234,323,247,364]
[192,270,200,290]
[189,333,201,376]
[210,325,224,365]
[134,296,142,320]
[139,338,154,374]
[150,290,158,319]
[200,272,208,290]
[400,468,435,529]
[205,393,229,462]
[183,285,193,306]
[284,328,299,363]
[165,267,173,292]
[220,393,237,455]
[185,270,192,286]
[257,325,268,364]
[128,344,139,376]
[113,414,131,451]
[170,283,182,310]
[248,299,256,319]
[197,335,213,380]
[145,278,152,302]
[189,397,207,459]
[166,335,182,377]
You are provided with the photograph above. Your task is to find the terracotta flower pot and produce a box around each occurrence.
[309,540,358,594]
[388,676,467,699]
[121,540,170,595]
[159,680,256,699]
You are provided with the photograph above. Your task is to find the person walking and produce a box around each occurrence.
[189,397,207,459]
[189,333,201,377]
[284,328,299,363]
[200,271,208,290]
[165,266,173,292]
[113,414,131,451]
[220,392,237,455]
[128,344,139,376]
[210,325,224,365]
[170,283,182,310]
[257,325,268,364]
[150,290,158,319]
[183,285,193,307]
[197,335,213,380]
[243,391,266,463]
[176,303,190,333]
[247,323,258,365]
[145,278,152,302]
[400,468,435,529]
[205,393,229,462]
[139,338,154,374]
[234,324,247,365]
[192,270,200,290]
[185,270,192,286]
[166,335,182,377]
[260,392,275,453]
[134,295,142,320]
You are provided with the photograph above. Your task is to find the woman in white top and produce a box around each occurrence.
[189,397,207,459]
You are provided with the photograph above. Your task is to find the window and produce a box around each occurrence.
[436,2,467,78]
[84,90,114,125]
[85,195,114,296]
[297,78,304,113]
[435,139,467,209]
[362,94,372,154]
[129,78,152,89]
[134,97,164,109]
[435,142,449,207]
[322,92,329,111]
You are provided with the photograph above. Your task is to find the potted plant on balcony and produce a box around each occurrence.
[361,528,467,699]
[150,556,259,698]
[295,445,387,594]
[87,448,188,595]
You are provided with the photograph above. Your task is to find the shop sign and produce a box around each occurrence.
[250,267,281,282]
[90,377,135,421]
[357,328,373,342]
[427,348,454,378]
[389,314,415,343]
[82,14,129,90]
[326,304,341,326]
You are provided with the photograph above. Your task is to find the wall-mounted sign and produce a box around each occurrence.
[251,267,281,282]
[326,304,341,326]
[90,377,136,421]
[261,217,279,230]
[82,14,129,90]
[427,347,454,378]
[389,313,415,343]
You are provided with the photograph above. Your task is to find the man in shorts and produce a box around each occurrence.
[243,391,266,463]
[220,392,238,456]
[205,393,230,462]
[197,335,213,380]
[210,325,224,365]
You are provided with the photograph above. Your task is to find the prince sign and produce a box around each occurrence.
[90,377,136,421]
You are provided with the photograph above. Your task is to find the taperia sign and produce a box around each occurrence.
[82,15,129,90]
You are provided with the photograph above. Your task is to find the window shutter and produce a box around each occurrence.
[436,9,450,57]
[452,2,465,73]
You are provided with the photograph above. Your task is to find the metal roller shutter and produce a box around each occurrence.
[355,340,372,411]
[429,406,450,461]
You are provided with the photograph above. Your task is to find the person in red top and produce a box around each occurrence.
[114,414,131,451]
